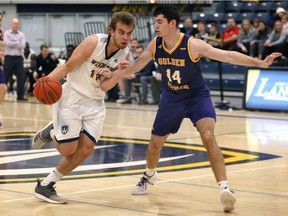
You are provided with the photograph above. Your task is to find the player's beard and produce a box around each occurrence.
[113,37,127,49]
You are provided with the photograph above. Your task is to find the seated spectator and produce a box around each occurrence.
[65,44,75,62]
[206,22,222,48]
[149,70,162,105]
[252,18,260,30]
[195,22,209,41]
[180,17,198,37]
[221,18,240,50]
[129,38,140,59]
[250,20,269,60]
[267,7,286,30]
[236,19,255,54]
[33,44,59,80]
[121,45,156,105]
[22,42,36,96]
[263,20,287,59]
[281,12,288,30]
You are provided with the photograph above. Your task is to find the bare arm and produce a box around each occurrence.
[100,40,154,91]
[47,35,98,80]
[100,59,129,91]
[125,39,154,74]
[191,38,282,68]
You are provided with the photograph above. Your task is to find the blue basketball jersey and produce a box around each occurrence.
[153,33,208,101]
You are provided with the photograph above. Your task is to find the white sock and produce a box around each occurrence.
[218,180,229,190]
[145,167,156,177]
[41,169,63,186]
[50,129,55,140]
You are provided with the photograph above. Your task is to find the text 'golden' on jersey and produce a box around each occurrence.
[158,58,185,67]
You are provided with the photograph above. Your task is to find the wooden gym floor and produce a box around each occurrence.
[0,97,287,216]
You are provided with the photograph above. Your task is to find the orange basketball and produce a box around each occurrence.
[34,76,62,105]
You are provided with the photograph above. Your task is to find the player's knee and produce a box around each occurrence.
[80,143,95,158]
[200,130,215,146]
[58,144,78,157]
[0,84,7,93]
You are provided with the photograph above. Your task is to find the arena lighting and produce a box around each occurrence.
[150,0,156,3]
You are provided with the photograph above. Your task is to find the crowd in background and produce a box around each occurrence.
[0,5,288,107]
[180,6,288,64]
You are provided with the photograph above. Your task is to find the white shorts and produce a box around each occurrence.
[51,84,105,143]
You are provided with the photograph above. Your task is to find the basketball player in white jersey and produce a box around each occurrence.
[32,11,136,204]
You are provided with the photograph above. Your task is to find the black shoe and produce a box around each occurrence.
[17,97,28,101]
[34,179,68,204]
[138,100,148,105]
[120,99,132,104]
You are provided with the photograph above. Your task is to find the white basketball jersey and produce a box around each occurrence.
[66,34,129,99]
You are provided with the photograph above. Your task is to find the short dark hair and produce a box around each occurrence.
[110,11,136,31]
[153,5,180,26]
[40,44,48,50]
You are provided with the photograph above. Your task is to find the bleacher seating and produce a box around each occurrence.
[238,13,255,23]
[201,61,246,92]
[272,2,288,11]
[254,12,270,23]
[64,32,84,47]
[84,22,106,37]
[225,2,244,13]
[254,2,274,13]
[240,2,258,13]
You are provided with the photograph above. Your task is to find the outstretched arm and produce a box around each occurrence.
[190,38,282,68]
[100,40,154,91]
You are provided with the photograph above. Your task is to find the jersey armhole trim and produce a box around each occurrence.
[152,36,157,60]
[188,37,201,63]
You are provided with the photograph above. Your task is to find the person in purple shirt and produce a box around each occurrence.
[3,18,26,101]
[0,12,7,127]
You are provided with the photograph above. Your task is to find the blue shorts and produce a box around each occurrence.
[0,66,5,84]
[152,91,216,136]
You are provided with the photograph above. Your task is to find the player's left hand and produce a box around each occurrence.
[97,68,112,79]
[261,52,282,68]
[118,60,129,71]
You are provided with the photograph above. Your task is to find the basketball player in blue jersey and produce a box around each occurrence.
[31,12,135,204]
[107,5,282,212]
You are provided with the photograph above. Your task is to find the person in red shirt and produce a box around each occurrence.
[222,18,240,50]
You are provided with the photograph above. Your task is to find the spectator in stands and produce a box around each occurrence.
[281,12,288,30]
[206,22,222,48]
[129,38,140,59]
[267,7,286,30]
[22,42,36,96]
[195,21,209,41]
[221,18,239,51]
[65,44,75,62]
[121,45,156,104]
[263,20,287,59]
[149,70,162,105]
[236,19,255,55]
[33,44,59,80]
[252,18,260,30]
[3,18,27,101]
[250,20,269,60]
[180,17,198,37]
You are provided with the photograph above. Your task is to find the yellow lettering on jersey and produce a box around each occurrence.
[168,82,189,91]
[158,58,185,67]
